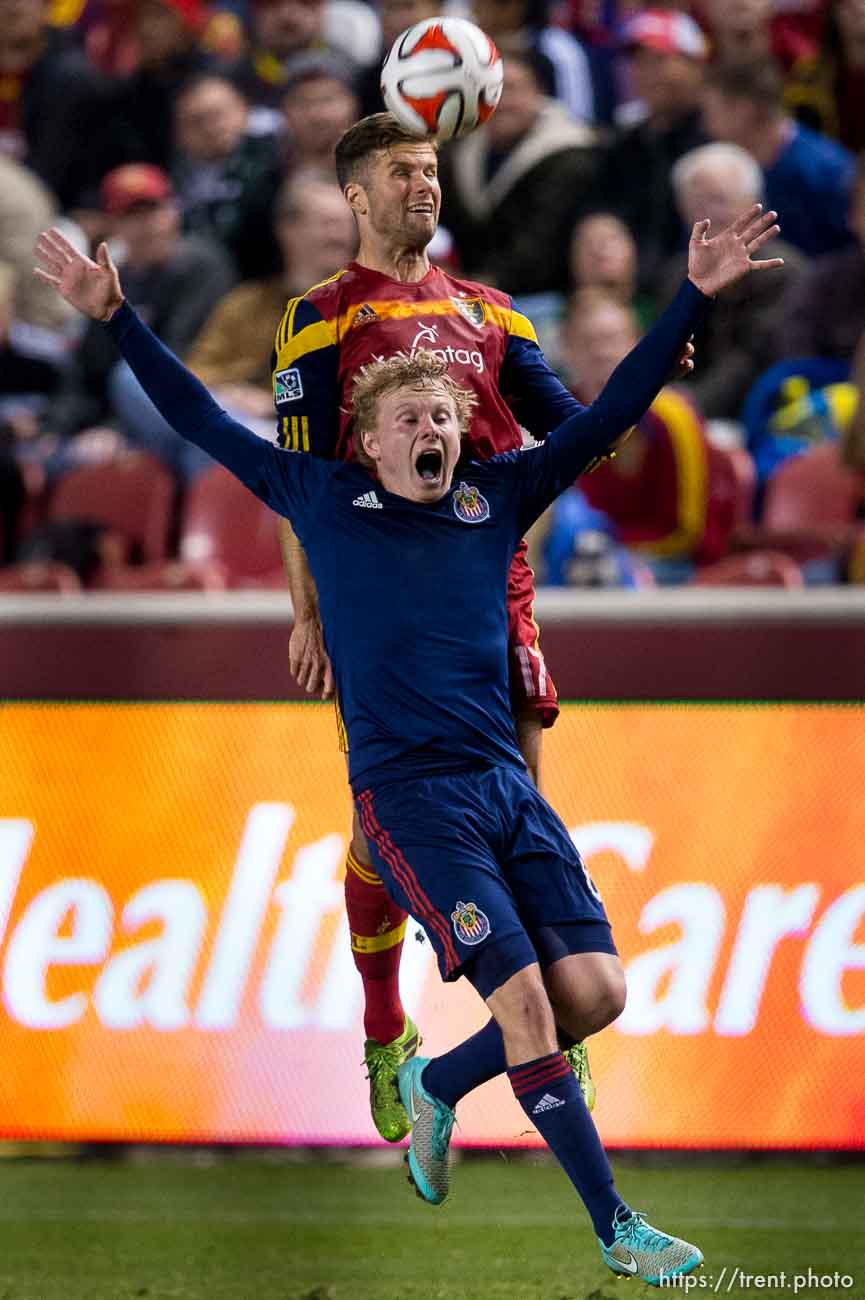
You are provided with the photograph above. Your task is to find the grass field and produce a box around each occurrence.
[0,1154,861,1300]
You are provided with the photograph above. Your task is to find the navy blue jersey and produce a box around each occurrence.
[106,280,710,790]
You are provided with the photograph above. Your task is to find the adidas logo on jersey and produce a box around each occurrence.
[353,491,382,509]
[353,303,380,327]
[532,1093,566,1114]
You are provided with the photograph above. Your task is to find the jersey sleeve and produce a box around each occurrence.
[106,301,328,535]
[499,306,585,439]
[271,295,340,457]
[503,280,713,533]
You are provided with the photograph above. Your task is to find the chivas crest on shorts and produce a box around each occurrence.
[451,900,491,945]
[452,481,490,523]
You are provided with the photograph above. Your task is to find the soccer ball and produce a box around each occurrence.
[380,16,503,141]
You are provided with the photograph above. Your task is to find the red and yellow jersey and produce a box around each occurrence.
[271,261,581,461]
[580,387,710,559]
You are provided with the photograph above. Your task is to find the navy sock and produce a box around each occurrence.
[508,1051,628,1245]
[421,1018,506,1109]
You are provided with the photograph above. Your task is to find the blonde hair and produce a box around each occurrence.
[351,349,477,465]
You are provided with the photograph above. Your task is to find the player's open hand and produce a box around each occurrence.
[687,205,784,299]
[290,613,334,700]
[34,228,124,322]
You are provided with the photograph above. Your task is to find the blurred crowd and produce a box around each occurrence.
[1,0,865,591]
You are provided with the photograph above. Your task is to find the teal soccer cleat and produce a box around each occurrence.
[397,1055,455,1206]
[600,1206,704,1287]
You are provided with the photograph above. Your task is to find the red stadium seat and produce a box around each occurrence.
[0,562,82,593]
[698,443,741,565]
[760,444,865,561]
[690,550,805,588]
[49,452,176,564]
[180,465,285,587]
[723,446,757,526]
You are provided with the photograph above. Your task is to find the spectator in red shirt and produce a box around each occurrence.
[701,0,818,72]
[557,287,718,581]
[784,0,865,152]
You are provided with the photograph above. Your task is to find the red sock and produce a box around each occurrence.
[344,850,407,1044]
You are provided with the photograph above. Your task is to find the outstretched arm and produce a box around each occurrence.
[34,228,318,518]
[513,206,783,526]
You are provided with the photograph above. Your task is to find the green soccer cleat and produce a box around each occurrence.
[600,1206,704,1287]
[397,1055,455,1206]
[364,1016,421,1143]
[562,1041,596,1112]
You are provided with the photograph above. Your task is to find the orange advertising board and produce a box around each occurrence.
[0,702,863,1147]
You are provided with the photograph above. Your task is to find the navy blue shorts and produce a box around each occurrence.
[355,765,616,998]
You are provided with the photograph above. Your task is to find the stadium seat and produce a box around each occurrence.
[48,452,176,566]
[760,443,865,562]
[723,446,757,526]
[690,550,805,588]
[699,443,742,565]
[180,465,285,587]
[0,561,83,592]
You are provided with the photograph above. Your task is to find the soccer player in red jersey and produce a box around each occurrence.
[271,113,675,1140]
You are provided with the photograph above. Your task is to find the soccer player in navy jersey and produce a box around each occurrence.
[36,204,781,1286]
[271,112,663,1138]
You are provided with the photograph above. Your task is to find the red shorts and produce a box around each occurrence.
[507,541,559,728]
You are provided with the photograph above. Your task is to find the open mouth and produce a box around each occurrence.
[415,448,443,482]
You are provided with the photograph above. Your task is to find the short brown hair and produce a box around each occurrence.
[334,112,437,190]
[351,349,477,465]
[705,60,783,112]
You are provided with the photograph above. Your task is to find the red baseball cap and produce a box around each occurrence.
[622,10,708,59]
[137,0,209,31]
[101,164,174,215]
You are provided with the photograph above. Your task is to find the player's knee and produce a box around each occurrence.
[489,968,557,1057]
[591,966,627,1031]
[549,960,627,1038]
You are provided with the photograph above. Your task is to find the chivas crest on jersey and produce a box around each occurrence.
[452,481,490,523]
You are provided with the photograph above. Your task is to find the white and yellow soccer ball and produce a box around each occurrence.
[380,15,504,141]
